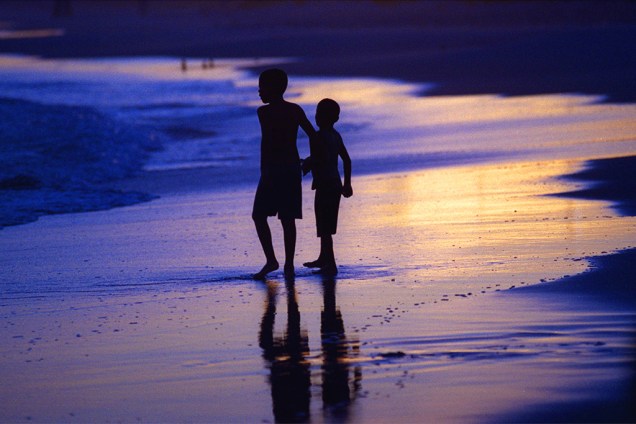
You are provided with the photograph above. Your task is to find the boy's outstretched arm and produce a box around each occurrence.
[298,109,316,139]
[298,108,318,153]
[339,142,353,198]
[298,108,317,174]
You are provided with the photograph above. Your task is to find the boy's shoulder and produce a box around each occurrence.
[258,101,304,117]
[283,99,302,108]
[283,100,305,115]
[318,127,342,139]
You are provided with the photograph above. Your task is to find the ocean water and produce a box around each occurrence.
[0,56,264,227]
[1,55,635,228]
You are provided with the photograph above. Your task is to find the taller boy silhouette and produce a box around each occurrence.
[252,69,315,279]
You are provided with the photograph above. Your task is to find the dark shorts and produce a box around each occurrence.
[314,184,342,237]
[252,166,302,220]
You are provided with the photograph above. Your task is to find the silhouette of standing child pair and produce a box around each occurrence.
[252,69,352,279]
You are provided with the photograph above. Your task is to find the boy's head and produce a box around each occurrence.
[315,98,340,128]
[258,68,288,103]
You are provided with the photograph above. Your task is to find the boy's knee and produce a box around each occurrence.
[280,218,296,229]
[252,213,267,224]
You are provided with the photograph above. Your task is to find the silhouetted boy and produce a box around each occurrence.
[252,69,315,279]
[303,99,352,275]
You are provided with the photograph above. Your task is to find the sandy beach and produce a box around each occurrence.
[1,1,636,423]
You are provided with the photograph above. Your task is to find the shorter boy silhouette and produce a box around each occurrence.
[303,99,352,275]
[252,69,315,279]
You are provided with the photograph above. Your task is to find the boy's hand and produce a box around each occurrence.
[301,157,312,176]
[342,183,353,198]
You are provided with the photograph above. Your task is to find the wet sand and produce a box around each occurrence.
[1,156,635,422]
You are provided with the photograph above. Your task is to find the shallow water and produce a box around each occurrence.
[2,55,635,227]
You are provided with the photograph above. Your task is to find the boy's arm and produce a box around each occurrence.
[300,112,316,139]
[339,141,353,198]
[298,107,316,139]
[256,107,266,174]
[297,106,318,173]
[301,156,312,176]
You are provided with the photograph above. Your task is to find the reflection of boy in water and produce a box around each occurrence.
[259,281,311,423]
[321,278,361,421]
[303,99,352,275]
[252,69,316,280]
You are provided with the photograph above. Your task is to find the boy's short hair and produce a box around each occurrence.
[317,98,340,124]
[259,68,288,95]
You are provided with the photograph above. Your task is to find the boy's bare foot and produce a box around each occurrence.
[303,259,324,268]
[253,261,279,280]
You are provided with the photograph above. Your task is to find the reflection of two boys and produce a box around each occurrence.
[259,280,360,422]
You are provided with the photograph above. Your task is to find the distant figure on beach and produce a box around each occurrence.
[181,58,187,72]
[302,99,352,275]
[252,68,316,279]
[202,58,214,69]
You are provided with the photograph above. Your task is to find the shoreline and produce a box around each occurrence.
[557,155,636,216]
[499,154,636,421]
[524,155,636,307]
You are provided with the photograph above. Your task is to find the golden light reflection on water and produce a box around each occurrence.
[338,158,636,296]
[292,77,636,125]
[291,77,636,163]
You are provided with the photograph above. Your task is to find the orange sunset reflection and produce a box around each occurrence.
[338,159,636,297]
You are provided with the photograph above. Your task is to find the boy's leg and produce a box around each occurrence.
[281,218,296,277]
[321,234,337,274]
[253,215,279,279]
[303,191,325,268]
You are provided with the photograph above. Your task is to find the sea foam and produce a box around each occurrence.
[0,97,158,227]
[0,56,262,228]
